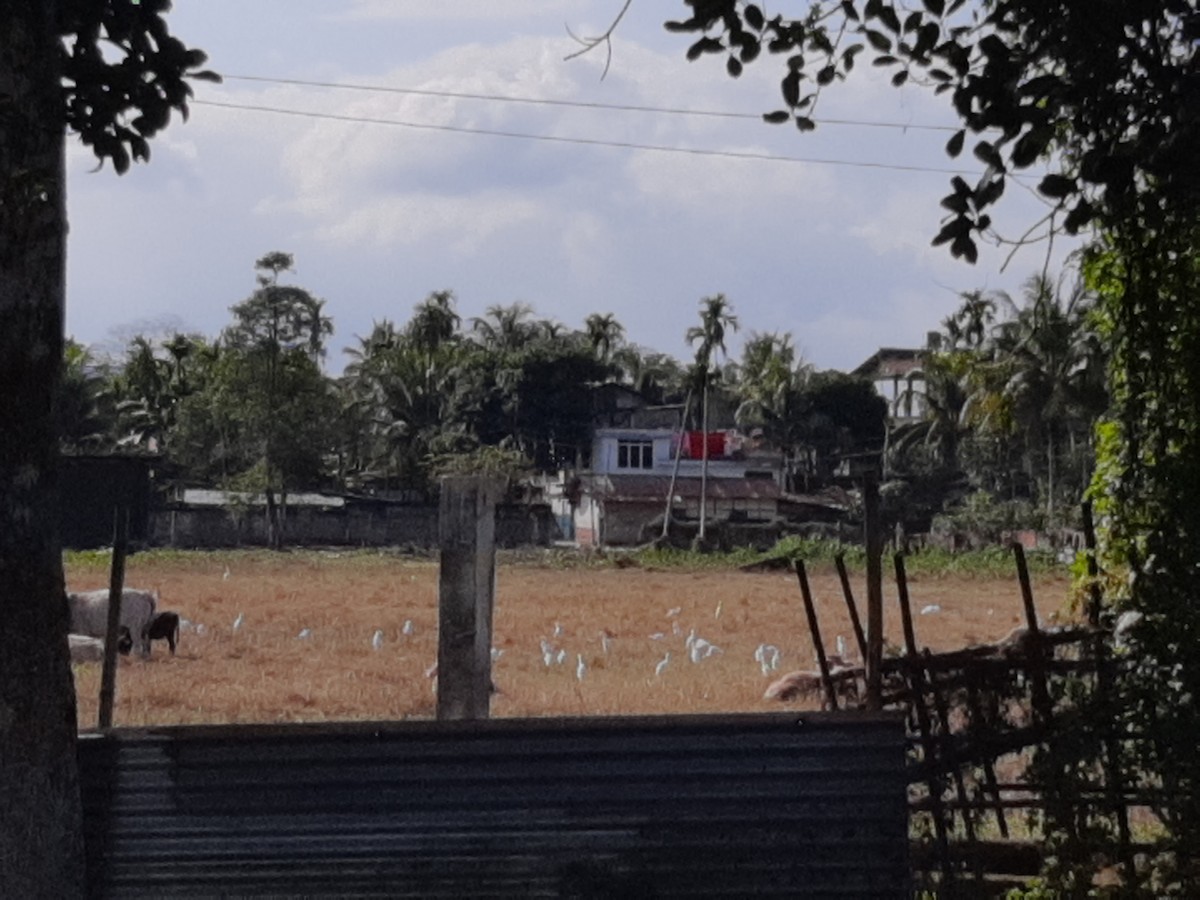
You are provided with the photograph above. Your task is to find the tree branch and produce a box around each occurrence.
[564,0,634,79]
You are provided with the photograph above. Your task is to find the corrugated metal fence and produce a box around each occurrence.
[78,712,907,898]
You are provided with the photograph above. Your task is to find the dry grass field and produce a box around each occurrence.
[68,550,1074,731]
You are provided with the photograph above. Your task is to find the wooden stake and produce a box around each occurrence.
[895,552,952,883]
[1012,543,1051,721]
[795,559,838,711]
[863,478,884,710]
[98,507,129,730]
[834,553,868,664]
[436,476,500,721]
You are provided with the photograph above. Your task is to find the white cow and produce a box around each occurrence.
[68,634,106,664]
[68,588,157,657]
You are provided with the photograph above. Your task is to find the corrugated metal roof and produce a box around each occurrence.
[79,713,908,898]
[595,475,781,502]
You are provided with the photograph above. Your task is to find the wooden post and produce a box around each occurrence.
[98,507,129,730]
[1012,543,1052,721]
[895,552,952,882]
[834,553,868,664]
[436,476,500,721]
[863,477,884,709]
[795,560,838,711]
[1081,499,1103,628]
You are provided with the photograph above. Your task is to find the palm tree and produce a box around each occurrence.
[684,294,739,542]
[584,312,625,366]
[733,332,812,488]
[407,290,460,352]
[963,273,1106,522]
[470,302,537,353]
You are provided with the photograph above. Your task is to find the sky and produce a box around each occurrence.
[65,0,1079,373]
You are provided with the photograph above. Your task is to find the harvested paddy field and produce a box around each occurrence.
[68,550,1074,729]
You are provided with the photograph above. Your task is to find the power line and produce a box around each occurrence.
[221,73,959,134]
[194,98,982,177]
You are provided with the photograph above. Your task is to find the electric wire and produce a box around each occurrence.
[194,98,986,178]
[220,72,959,134]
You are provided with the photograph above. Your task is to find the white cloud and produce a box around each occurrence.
[338,0,581,22]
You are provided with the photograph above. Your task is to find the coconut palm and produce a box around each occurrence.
[584,312,625,366]
[684,294,739,542]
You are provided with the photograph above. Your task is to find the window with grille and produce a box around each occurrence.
[617,440,654,470]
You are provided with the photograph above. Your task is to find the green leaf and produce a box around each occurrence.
[782,70,802,106]
[879,6,902,34]
[762,110,791,124]
[1011,126,1053,168]
[891,69,909,87]
[745,4,765,30]
[950,233,978,263]
[795,116,817,132]
[727,56,743,77]
[923,0,945,15]
[972,140,1004,170]
[865,30,892,52]
[817,65,837,85]
[1038,173,1076,199]
[945,129,966,157]
[841,1,860,22]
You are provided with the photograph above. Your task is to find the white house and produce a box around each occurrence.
[565,427,784,547]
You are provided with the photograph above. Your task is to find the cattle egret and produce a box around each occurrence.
[672,620,682,636]
[372,629,384,651]
[540,639,555,667]
[402,619,414,636]
[714,601,723,620]
[600,633,612,655]
[655,652,671,677]
[297,628,312,640]
[223,566,230,581]
[491,647,505,661]
[649,632,665,641]
[690,638,722,664]
[684,629,697,652]
[666,607,681,618]
[920,604,942,616]
[576,654,587,681]
[195,624,207,636]
[553,622,563,638]
[754,643,781,676]
[555,649,567,666]
[835,635,848,659]
[232,612,244,632]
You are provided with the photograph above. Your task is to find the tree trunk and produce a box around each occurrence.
[660,389,692,541]
[0,4,87,895]
[698,382,709,542]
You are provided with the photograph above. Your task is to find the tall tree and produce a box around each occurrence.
[219,253,334,545]
[584,312,626,366]
[685,294,738,542]
[0,3,212,893]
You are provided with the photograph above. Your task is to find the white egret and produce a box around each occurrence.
[576,654,587,681]
[655,652,671,677]
[232,612,244,632]
[372,629,384,651]
[297,628,312,640]
[402,619,414,636]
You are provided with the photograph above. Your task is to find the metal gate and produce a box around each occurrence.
[79,712,907,898]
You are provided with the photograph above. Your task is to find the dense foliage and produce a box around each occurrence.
[665,0,1199,889]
